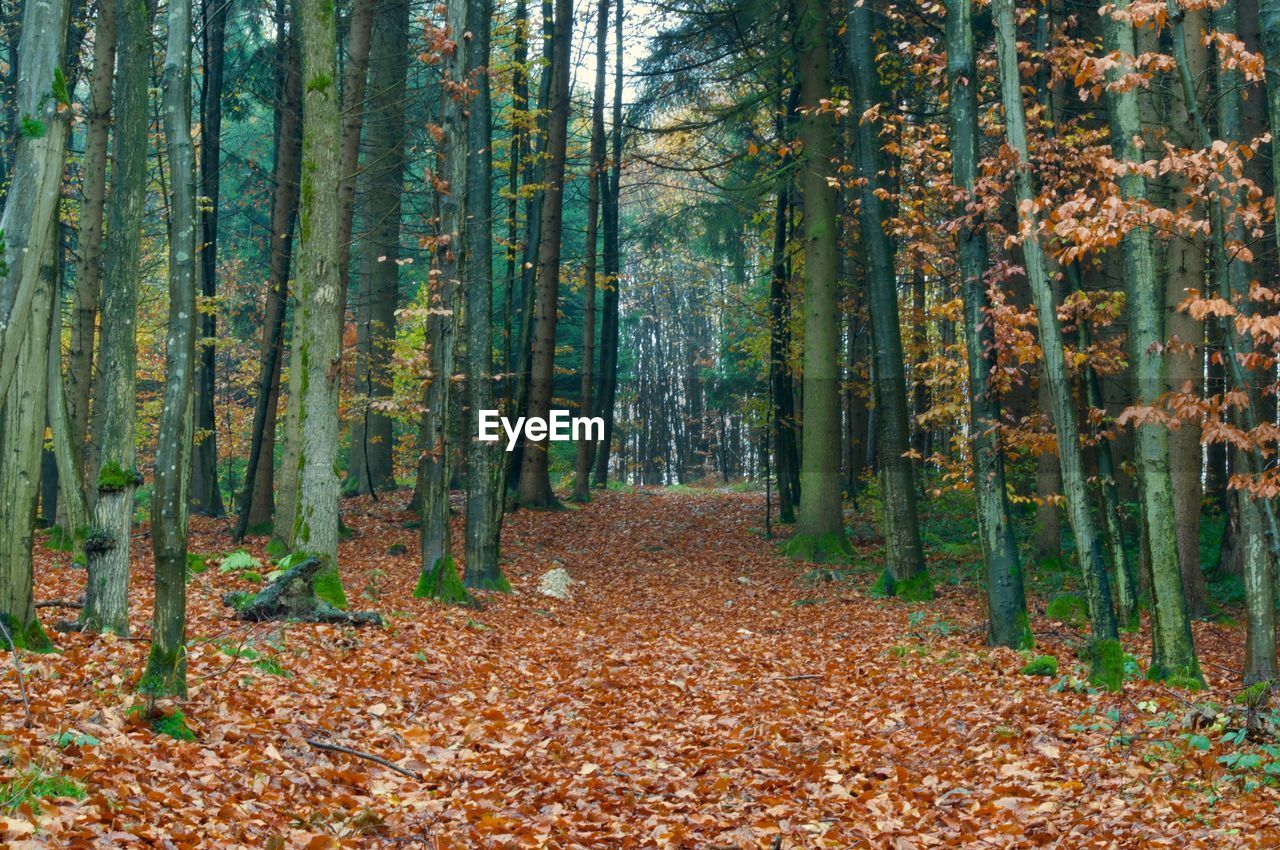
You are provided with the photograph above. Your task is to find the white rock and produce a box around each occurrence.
[538,567,575,600]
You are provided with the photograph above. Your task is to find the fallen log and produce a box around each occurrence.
[223,555,381,626]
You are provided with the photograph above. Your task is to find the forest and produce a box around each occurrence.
[5,0,1280,843]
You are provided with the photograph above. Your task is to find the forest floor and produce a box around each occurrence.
[3,488,1280,848]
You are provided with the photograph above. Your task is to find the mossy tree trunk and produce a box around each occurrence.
[944,0,1028,647]
[82,0,151,637]
[143,0,198,697]
[515,0,572,508]
[993,0,1122,687]
[462,0,508,590]
[846,0,925,587]
[348,0,407,498]
[0,221,55,653]
[1100,0,1200,684]
[285,0,347,610]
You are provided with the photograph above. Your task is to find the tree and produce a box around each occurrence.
[284,0,348,609]
[190,0,231,517]
[515,0,573,508]
[844,0,926,590]
[348,0,408,497]
[572,0,609,503]
[81,0,151,636]
[992,0,1121,687]
[1099,0,1200,685]
[944,0,1028,647]
[142,0,198,697]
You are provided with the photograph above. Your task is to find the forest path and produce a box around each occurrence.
[10,489,1275,847]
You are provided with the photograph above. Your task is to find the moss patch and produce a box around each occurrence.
[1045,593,1088,627]
[312,566,348,609]
[0,767,85,814]
[152,710,197,742]
[781,532,853,564]
[869,568,934,602]
[1089,638,1125,692]
[414,556,475,605]
[1020,655,1058,677]
[97,460,143,492]
[0,613,54,653]
[138,646,188,698]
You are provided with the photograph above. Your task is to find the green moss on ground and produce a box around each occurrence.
[1045,593,1088,627]
[1020,655,1058,677]
[414,556,475,605]
[152,710,197,741]
[0,768,85,813]
[781,532,853,564]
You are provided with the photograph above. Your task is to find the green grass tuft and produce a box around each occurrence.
[0,767,86,813]
[1045,593,1088,627]
[1020,655,1058,677]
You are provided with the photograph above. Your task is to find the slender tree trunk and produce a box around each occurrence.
[515,0,573,508]
[993,0,1122,686]
[66,0,115,509]
[348,0,407,497]
[189,0,230,517]
[1100,0,1200,683]
[846,0,925,587]
[336,0,373,319]
[0,0,74,408]
[285,0,348,608]
[591,0,623,488]
[0,218,56,651]
[81,0,150,637]
[945,0,1028,647]
[572,0,609,503]
[47,302,88,543]
[143,0,197,696]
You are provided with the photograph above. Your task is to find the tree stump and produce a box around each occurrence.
[224,556,380,625]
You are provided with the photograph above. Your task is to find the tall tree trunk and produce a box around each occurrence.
[1034,372,1062,562]
[462,0,507,588]
[515,0,573,508]
[348,0,407,497]
[591,0,623,488]
[846,0,926,588]
[944,0,1028,648]
[0,218,56,651]
[189,0,230,517]
[285,0,348,608]
[336,0,373,319]
[993,0,1122,687]
[0,0,74,408]
[81,0,150,637]
[66,0,115,510]
[47,301,88,543]
[1100,0,1201,684]
[572,0,609,503]
[143,0,197,697]
[242,4,301,537]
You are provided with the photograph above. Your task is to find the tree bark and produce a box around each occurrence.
[944,0,1028,647]
[993,0,1122,686]
[143,0,198,697]
[515,0,573,508]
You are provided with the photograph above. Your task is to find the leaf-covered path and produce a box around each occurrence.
[5,489,1279,847]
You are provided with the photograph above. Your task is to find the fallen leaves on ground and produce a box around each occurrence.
[2,489,1277,847]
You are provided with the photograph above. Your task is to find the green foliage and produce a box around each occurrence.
[1045,593,1088,627]
[224,591,254,611]
[0,767,85,813]
[186,553,210,575]
[306,73,333,93]
[52,67,70,106]
[19,115,45,138]
[1235,681,1273,708]
[50,730,100,748]
[43,525,83,553]
[218,549,262,573]
[152,711,197,741]
[1020,655,1058,677]
[97,460,143,492]
[265,538,289,559]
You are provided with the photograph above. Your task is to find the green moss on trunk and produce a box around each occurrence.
[781,532,853,564]
[1089,638,1125,692]
[139,645,189,698]
[312,566,348,609]
[414,555,475,605]
[869,568,934,602]
[1,613,54,653]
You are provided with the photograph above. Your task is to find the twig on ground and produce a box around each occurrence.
[305,737,422,781]
[768,674,822,681]
[0,618,33,728]
[36,599,83,609]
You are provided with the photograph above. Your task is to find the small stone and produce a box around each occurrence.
[737,576,751,585]
[538,567,575,600]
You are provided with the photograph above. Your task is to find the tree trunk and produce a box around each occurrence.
[1100,0,1200,683]
[515,0,573,508]
[189,0,230,517]
[285,0,348,609]
[348,0,407,497]
[143,0,197,697]
[591,0,623,488]
[66,0,115,512]
[572,0,608,503]
[944,0,1028,647]
[993,0,1122,687]
[846,0,925,587]
[81,0,150,637]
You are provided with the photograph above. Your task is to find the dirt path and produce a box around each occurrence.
[6,489,1277,847]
